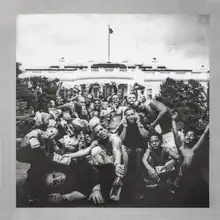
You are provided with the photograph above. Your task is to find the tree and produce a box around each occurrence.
[16,72,60,137]
[27,76,59,92]
[155,77,209,132]
[16,62,36,107]
[16,62,22,77]
[26,76,60,112]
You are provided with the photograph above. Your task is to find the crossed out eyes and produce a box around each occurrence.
[52,174,59,186]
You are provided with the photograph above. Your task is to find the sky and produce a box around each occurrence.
[16,14,209,70]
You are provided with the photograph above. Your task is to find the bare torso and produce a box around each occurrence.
[109,106,125,131]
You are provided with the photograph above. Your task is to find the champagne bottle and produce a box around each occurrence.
[110,177,123,201]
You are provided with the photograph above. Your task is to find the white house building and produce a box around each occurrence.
[19,62,209,99]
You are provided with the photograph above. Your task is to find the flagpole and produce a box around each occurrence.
[108,25,110,63]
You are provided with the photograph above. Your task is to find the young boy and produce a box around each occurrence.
[142,131,180,206]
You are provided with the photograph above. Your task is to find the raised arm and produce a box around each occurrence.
[180,125,209,169]
[88,84,93,94]
[192,124,209,152]
[69,95,79,102]
[56,82,62,98]
[171,111,182,149]
[133,82,145,94]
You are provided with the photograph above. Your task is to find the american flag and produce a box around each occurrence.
[109,27,113,34]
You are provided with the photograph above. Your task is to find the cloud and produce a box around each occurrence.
[16,14,209,70]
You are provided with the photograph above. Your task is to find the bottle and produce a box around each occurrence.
[110,177,123,201]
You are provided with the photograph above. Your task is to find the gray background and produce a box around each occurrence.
[0,0,219,219]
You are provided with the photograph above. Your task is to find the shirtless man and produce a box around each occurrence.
[64,89,79,104]
[57,102,78,122]
[60,123,128,204]
[81,90,87,98]
[139,94,147,104]
[90,99,101,118]
[86,93,95,114]
[89,123,128,202]
[58,95,88,120]
[127,93,139,109]
[142,99,170,133]
[58,133,79,154]
[48,100,62,120]
[100,101,110,119]
[32,111,54,129]
[127,93,170,133]
[108,94,126,132]
[91,123,127,171]
[76,95,91,120]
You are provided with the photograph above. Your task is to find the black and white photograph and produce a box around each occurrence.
[16,14,209,207]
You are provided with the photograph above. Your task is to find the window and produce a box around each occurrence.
[146,88,153,99]
[49,66,60,68]
[91,68,99,72]
[102,84,114,99]
[93,87,99,98]
[105,68,114,72]
[118,84,128,96]
[81,84,86,90]
[147,94,152,99]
